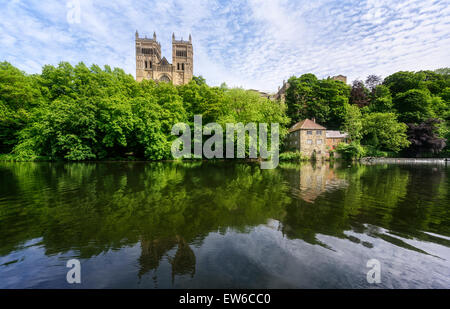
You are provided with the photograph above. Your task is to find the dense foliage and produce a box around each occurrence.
[286,69,449,158]
[0,62,288,161]
[1,61,448,161]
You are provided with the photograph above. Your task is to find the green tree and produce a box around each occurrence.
[0,62,44,153]
[369,85,393,113]
[285,74,350,129]
[361,113,410,152]
[343,104,363,141]
[383,71,423,97]
[394,89,433,123]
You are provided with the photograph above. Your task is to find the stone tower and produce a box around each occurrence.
[135,31,193,85]
[171,33,194,85]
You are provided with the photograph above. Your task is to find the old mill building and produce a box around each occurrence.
[286,119,349,158]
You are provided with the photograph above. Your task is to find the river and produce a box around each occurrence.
[0,161,449,288]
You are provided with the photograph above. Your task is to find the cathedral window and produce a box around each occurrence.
[182,63,185,70]
[142,48,153,55]
[145,60,148,69]
[176,50,187,57]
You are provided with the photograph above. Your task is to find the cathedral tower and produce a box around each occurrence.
[135,31,193,85]
[171,33,194,85]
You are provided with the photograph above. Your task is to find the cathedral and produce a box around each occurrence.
[135,31,193,85]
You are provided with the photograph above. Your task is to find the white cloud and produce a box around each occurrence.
[0,0,448,93]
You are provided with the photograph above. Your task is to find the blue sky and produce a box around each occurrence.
[0,0,449,92]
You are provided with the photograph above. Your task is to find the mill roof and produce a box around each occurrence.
[288,119,326,133]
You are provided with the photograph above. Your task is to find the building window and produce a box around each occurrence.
[317,139,322,145]
[307,130,312,135]
[176,50,187,57]
[150,61,152,69]
[316,130,322,135]
[142,48,154,55]
[145,60,148,69]
[182,63,185,70]
[307,139,313,145]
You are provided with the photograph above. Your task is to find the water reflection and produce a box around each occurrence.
[0,161,448,288]
[282,162,348,203]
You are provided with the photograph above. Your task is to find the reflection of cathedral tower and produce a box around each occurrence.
[138,236,196,284]
[168,237,196,283]
[135,31,193,85]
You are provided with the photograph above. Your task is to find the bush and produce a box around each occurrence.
[363,145,388,157]
[279,151,308,162]
[336,142,365,160]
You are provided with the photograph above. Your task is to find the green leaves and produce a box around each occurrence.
[361,113,410,152]
[285,74,351,129]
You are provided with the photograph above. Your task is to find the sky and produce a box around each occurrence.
[0,0,449,93]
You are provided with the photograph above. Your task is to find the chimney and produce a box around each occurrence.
[312,117,316,123]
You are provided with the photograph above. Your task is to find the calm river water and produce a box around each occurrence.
[0,161,449,288]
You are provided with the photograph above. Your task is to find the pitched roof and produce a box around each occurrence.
[288,119,326,132]
[326,130,348,138]
[160,57,170,65]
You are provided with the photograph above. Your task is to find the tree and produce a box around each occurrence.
[365,75,382,93]
[393,89,433,123]
[383,71,422,97]
[192,75,206,86]
[343,104,362,141]
[361,113,410,152]
[405,118,446,157]
[350,80,370,108]
[285,74,350,129]
[0,62,44,153]
[336,142,365,160]
[369,85,393,113]
[316,78,350,129]
[285,74,319,125]
[14,96,98,160]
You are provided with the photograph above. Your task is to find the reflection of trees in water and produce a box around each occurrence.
[278,163,450,253]
[0,161,448,268]
[0,162,290,264]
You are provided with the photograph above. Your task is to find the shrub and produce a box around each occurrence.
[279,151,308,162]
[336,142,365,160]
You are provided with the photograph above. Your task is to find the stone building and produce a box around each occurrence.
[286,119,327,158]
[274,80,289,101]
[286,119,349,158]
[135,31,193,85]
[331,75,347,84]
[248,89,274,100]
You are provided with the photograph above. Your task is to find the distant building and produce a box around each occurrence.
[286,119,349,158]
[248,89,274,100]
[331,75,347,84]
[274,80,289,101]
